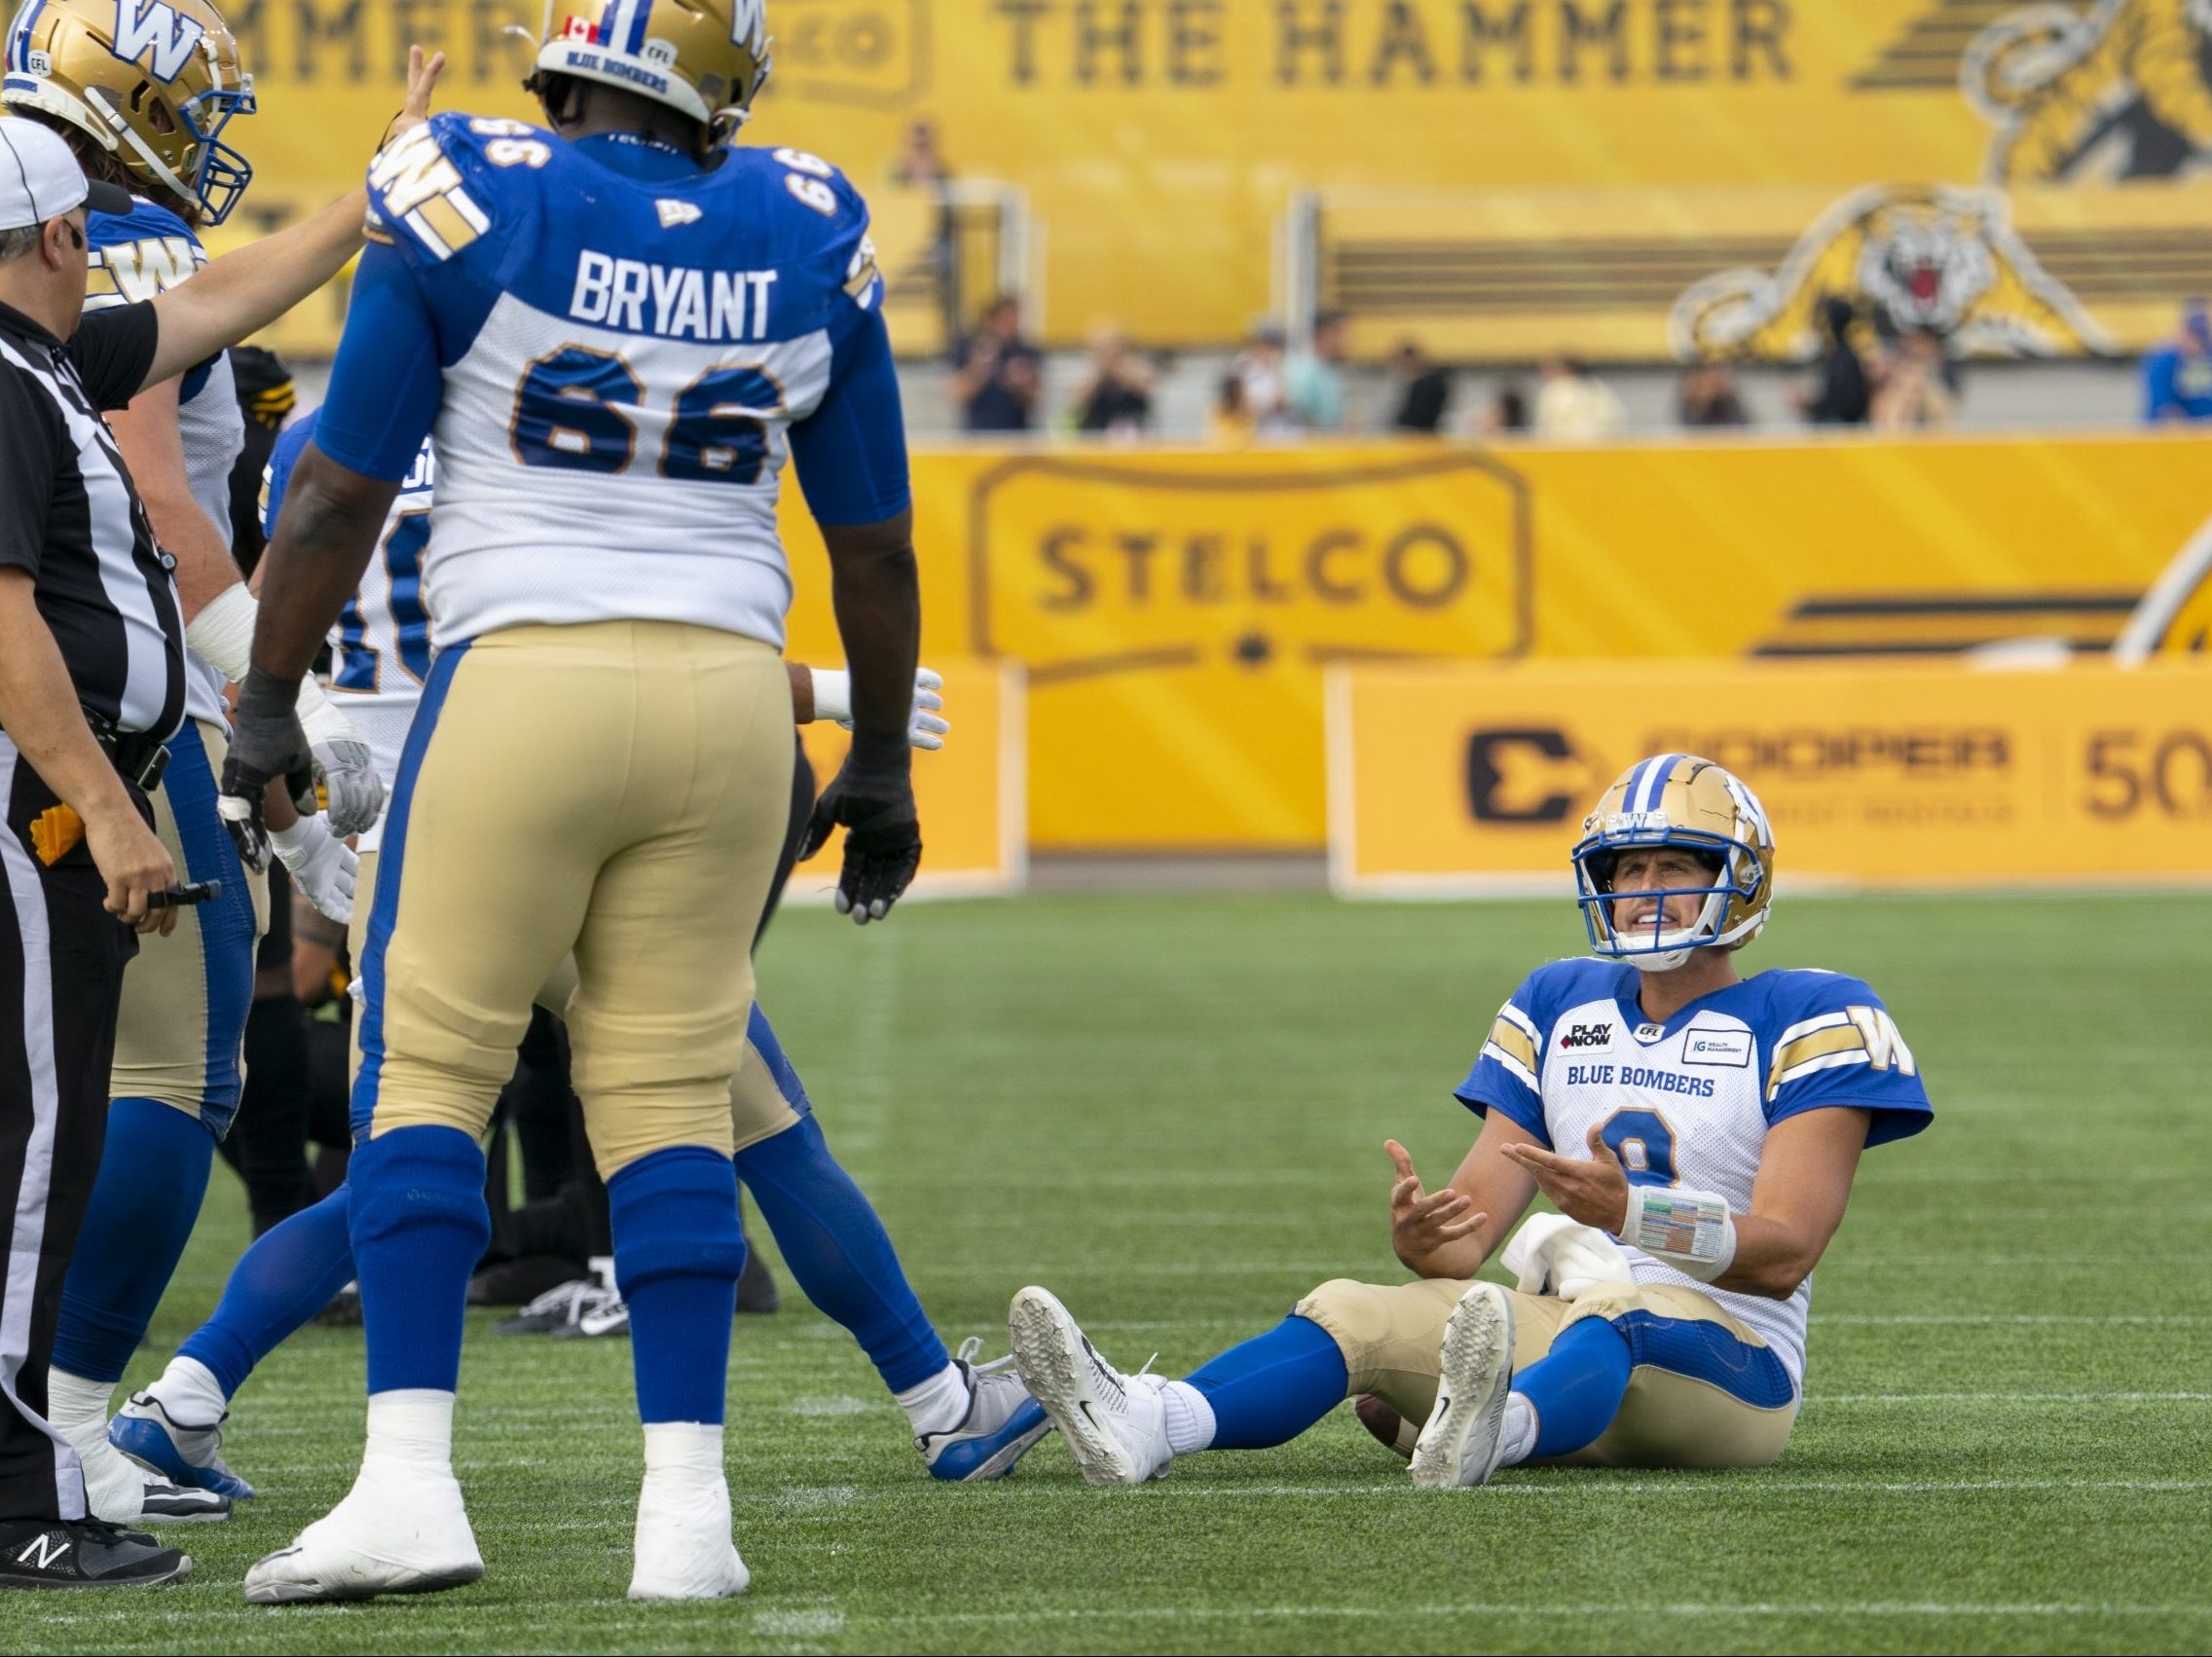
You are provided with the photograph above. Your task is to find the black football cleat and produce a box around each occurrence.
[0,1519,190,1588]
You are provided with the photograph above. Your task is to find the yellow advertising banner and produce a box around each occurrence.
[1326,660,2212,894]
[203,0,2212,350]
[788,659,1027,900]
[776,436,2212,850]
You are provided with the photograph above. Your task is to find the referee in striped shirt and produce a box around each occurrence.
[0,115,403,1589]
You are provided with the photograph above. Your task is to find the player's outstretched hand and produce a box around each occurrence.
[218,667,316,874]
[801,732,922,925]
[380,44,448,149]
[1385,1139,1487,1268]
[1499,1125,1634,1236]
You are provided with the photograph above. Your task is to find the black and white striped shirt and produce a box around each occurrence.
[0,297,184,739]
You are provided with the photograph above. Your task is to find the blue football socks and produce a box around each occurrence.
[53,1098,216,1383]
[348,1125,491,1396]
[734,1116,949,1395]
[1182,1314,1350,1451]
[609,1146,746,1424]
[1515,1315,1635,1458]
[174,1185,356,1400]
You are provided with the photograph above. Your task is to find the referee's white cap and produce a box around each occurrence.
[0,116,131,233]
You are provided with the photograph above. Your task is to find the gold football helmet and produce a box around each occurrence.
[527,0,771,142]
[1570,754,1776,972]
[3,0,256,223]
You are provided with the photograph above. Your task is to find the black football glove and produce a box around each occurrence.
[217,666,316,874]
[799,729,922,925]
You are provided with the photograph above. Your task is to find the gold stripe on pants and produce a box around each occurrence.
[357,621,792,1177]
[1295,1275,1798,1469]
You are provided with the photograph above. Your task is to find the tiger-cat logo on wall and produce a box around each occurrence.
[1967,0,2212,182]
[1670,183,2111,362]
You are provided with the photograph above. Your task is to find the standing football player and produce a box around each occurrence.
[0,0,432,1526]
[220,0,934,1602]
[119,419,1042,1507]
[1007,756,1933,1489]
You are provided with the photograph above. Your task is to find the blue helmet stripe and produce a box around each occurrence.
[1636,753,1682,814]
[7,0,46,70]
[1618,755,1655,813]
[624,0,651,54]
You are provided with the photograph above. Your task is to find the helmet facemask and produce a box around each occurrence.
[1572,826,1769,973]
[93,68,255,223]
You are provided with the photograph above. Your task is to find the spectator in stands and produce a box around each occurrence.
[1232,321,1297,435]
[891,119,952,188]
[1209,373,1255,444]
[1534,356,1626,440]
[1071,321,1155,438]
[1286,310,1350,433]
[1872,329,1955,431]
[1479,382,1531,434]
[1678,361,1751,428]
[1389,340,1452,434]
[954,294,1042,433]
[2143,299,2212,423]
[1797,295,1872,426]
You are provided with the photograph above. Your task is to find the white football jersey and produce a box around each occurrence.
[262,416,435,855]
[88,194,240,729]
[354,115,890,651]
[1460,958,1933,1387]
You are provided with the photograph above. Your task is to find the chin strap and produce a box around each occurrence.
[1619,1185,1738,1284]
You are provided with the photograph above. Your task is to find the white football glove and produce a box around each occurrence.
[809,666,949,752]
[294,677,385,838]
[269,816,356,924]
[185,583,387,836]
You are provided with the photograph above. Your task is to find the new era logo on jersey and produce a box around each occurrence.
[1681,1026,1752,1067]
[1557,1022,1615,1051]
[656,199,703,228]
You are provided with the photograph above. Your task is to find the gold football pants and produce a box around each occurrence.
[1297,1275,1798,1468]
[351,621,793,1177]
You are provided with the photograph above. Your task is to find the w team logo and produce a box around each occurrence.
[109,0,205,83]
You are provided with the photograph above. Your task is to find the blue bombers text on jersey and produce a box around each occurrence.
[310,113,911,652]
[87,192,237,727]
[264,409,433,849]
[1457,958,1934,1386]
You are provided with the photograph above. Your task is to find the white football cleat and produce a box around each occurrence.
[63,1409,229,1524]
[919,1338,1051,1483]
[628,1464,749,1601]
[1007,1286,1171,1487]
[1410,1281,1518,1490]
[242,1457,484,1603]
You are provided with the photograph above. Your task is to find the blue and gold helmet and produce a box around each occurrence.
[529,0,771,142]
[1571,754,1776,972]
[3,0,256,224]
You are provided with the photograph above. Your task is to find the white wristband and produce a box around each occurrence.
[182,581,257,683]
[808,668,852,725]
[1619,1185,1739,1283]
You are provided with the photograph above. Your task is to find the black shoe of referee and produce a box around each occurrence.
[0,1518,190,1588]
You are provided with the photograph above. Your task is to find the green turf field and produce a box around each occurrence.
[8,892,2209,1655]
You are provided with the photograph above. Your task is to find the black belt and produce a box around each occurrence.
[84,709,168,794]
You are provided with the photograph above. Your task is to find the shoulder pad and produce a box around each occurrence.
[365,113,555,267]
[87,197,206,308]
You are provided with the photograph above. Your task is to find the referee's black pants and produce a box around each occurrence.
[0,736,137,1523]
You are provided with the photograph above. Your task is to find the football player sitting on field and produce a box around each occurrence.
[1007,755,1933,1488]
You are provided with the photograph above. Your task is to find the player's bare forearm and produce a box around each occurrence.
[143,192,369,390]
[249,443,399,682]
[104,382,245,616]
[0,571,142,829]
[821,511,920,745]
[1712,1107,1870,1299]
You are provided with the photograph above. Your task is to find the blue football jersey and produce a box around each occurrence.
[86,194,238,728]
[1457,960,1933,1386]
[328,114,903,651]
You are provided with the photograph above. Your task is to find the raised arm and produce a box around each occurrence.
[138,48,445,390]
